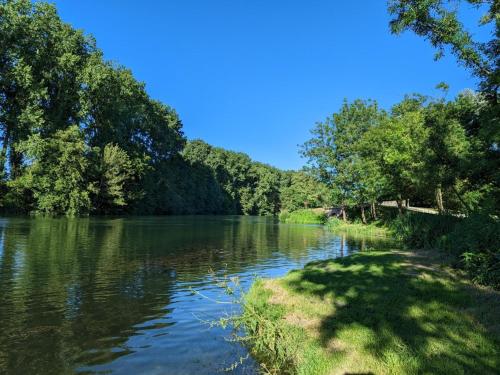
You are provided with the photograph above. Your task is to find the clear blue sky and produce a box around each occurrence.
[49,0,482,170]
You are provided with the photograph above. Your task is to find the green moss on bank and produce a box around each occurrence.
[244,251,500,375]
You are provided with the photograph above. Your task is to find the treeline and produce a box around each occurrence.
[301,0,499,287]
[302,92,499,286]
[177,140,331,215]
[302,91,499,219]
[0,0,331,216]
[303,0,499,219]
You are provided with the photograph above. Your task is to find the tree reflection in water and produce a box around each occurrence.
[0,216,393,375]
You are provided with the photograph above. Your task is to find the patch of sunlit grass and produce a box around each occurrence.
[244,251,500,374]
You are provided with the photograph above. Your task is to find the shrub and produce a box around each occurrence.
[390,211,499,289]
[278,209,327,224]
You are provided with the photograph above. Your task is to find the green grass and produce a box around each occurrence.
[244,251,500,375]
[279,209,327,224]
[326,217,391,237]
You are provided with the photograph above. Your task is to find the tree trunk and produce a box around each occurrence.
[435,186,444,213]
[396,199,404,215]
[0,125,11,178]
[341,205,347,221]
[9,148,23,180]
[370,202,377,220]
[360,205,367,224]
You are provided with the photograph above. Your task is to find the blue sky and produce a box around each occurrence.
[50,0,483,170]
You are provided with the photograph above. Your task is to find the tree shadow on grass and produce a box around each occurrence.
[285,251,500,374]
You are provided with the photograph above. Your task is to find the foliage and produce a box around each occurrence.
[326,217,390,237]
[8,126,94,216]
[388,0,499,95]
[242,282,308,375]
[390,212,500,288]
[93,144,148,214]
[301,90,498,286]
[182,140,285,216]
[2,1,330,217]
[279,209,327,224]
[280,170,332,212]
[301,100,389,222]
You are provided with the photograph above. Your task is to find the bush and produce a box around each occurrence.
[389,212,459,248]
[449,215,500,289]
[326,217,391,237]
[390,212,499,289]
[279,209,327,224]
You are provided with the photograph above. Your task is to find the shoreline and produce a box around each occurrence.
[243,247,500,374]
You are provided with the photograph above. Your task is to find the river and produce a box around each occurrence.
[0,216,392,374]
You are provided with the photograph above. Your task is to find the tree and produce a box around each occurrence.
[247,163,282,216]
[280,170,331,212]
[363,104,428,214]
[422,100,470,212]
[181,140,286,216]
[448,90,499,212]
[302,99,386,220]
[0,0,95,178]
[93,144,148,214]
[388,1,499,214]
[79,56,185,164]
[9,126,94,216]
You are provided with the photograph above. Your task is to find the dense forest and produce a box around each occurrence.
[0,0,330,216]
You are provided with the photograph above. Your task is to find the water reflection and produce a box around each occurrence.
[0,216,394,374]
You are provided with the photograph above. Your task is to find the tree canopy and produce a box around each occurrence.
[0,0,319,216]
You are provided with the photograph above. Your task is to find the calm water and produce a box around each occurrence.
[0,216,393,375]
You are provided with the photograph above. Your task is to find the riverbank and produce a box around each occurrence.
[243,249,500,374]
[279,209,328,224]
[326,217,390,237]
[280,208,499,289]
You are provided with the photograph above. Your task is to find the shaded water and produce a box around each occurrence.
[0,216,393,374]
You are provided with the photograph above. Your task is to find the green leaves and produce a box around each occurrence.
[0,0,187,215]
[182,140,283,216]
[302,99,388,209]
[388,0,498,95]
[10,126,94,216]
[280,170,332,212]
[93,144,148,213]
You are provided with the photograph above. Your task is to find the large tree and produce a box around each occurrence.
[388,0,499,214]
[9,126,94,216]
[280,170,332,212]
[0,0,95,178]
[301,99,387,220]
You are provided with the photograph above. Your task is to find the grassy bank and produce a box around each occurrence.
[326,217,390,237]
[243,251,500,375]
[279,209,327,224]
[281,207,499,289]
